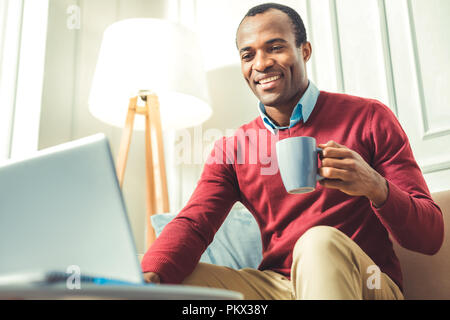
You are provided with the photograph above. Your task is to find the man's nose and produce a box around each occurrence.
[252,51,274,72]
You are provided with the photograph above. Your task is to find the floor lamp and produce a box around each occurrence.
[116,91,170,245]
[88,19,212,249]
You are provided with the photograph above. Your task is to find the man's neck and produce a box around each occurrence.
[264,87,307,127]
[264,105,294,127]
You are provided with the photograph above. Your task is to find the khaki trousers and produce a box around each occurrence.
[182,226,404,300]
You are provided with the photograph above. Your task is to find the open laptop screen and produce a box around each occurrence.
[0,134,144,284]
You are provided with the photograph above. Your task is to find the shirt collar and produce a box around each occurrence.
[258,81,320,134]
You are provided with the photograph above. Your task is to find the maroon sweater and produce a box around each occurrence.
[141,91,444,291]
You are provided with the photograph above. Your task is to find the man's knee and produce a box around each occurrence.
[293,226,345,258]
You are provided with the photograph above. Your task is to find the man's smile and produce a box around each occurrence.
[255,74,283,90]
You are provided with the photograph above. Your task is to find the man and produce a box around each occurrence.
[141,3,444,299]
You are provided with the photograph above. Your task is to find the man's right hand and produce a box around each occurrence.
[143,272,161,284]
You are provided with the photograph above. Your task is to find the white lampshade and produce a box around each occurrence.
[89,18,212,130]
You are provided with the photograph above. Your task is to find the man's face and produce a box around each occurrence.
[236,9,310,109]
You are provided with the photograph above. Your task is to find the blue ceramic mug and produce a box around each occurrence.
[276,136,324,194]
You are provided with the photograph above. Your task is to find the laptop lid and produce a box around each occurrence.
[0,134,144,284]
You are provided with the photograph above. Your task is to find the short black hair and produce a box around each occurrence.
[237,3,307,48]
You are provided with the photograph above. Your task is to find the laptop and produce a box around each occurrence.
[0,134,242,299]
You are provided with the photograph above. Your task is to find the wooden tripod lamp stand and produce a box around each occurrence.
[116,91,170,247]
[88,18,212,251]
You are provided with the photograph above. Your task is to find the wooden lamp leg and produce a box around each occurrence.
[116,96,138,187]
[144,102,157,247]
[116,94,170,250]
[144,93,170,249]
[147,94,170,213]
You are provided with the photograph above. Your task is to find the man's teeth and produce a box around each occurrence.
[259,75,281,84]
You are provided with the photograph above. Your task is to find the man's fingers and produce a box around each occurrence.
[318,140,349,160]
[143,272,161,284]
[321,147,353,159]
[319,178,344,190]
[318,140,344,149]
[321,158,356,170]
[319,167,349,180]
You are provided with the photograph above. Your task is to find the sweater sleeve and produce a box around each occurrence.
[140,137,240,283]
[369,102,444,255]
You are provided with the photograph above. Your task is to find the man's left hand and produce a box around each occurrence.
[317,140,388,208]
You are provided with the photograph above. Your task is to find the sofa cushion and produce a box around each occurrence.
[151,205,263,270]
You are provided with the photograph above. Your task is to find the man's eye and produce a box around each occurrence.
[271,46,283,51]
[241,54,252,60]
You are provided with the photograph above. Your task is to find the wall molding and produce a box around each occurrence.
[0,0,24,160]
[422,160,450,174]
[329,0,345,93]
[377,0,399,117]
[305,0,318,83]
[423,128,450,140]
[406,0,450,140]
[406,0,428,136]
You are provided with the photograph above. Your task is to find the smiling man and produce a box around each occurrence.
[140,3,444,299]
[237,7,310,128]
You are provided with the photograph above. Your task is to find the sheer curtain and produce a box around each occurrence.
[0,0,48,161]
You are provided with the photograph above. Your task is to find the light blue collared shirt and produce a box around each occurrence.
[258,81,320,134]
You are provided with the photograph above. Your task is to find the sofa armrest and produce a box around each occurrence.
[393,190,450,299]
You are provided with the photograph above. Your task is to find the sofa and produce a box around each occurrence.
[393,190,450,299]
[151,190,450,300]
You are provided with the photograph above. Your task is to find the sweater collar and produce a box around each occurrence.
[258,80,320,134]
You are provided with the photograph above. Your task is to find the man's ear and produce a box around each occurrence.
[302,42,312,62]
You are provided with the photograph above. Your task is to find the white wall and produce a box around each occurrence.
[39,0,170,254]
[39,0,450,252]
[0,0,49,160]
[384,0,450,192]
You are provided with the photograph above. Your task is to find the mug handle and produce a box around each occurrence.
[316,147,325,181]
